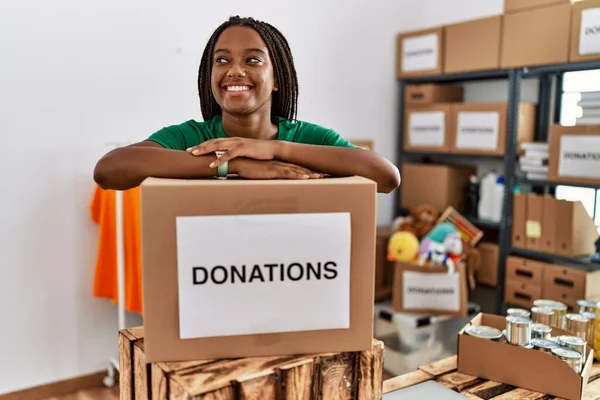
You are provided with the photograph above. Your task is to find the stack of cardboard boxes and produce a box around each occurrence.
[397,0,600,78]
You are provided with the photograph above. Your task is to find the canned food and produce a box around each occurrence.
[566,313,590,341]
[551,346,584,374]
[506,315,532,347]
[577,299,598,314]
[465,325,503,341]
[534,299,565,308]
[558,335,588,363]
[531,306,556,327]
[531,323,552,339]
[531,338,561,354]
[548,302,568,329]
[507,308,531,318]
[581,311,596,348]
[595,305,600,361]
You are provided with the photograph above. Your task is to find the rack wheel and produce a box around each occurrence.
[103,375,116,388]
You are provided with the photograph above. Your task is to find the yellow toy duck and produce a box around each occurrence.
[387,231,420,262]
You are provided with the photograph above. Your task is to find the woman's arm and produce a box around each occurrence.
[276,142,401,193]
[93,141,221,190]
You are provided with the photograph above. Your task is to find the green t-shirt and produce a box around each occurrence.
[146,116,359,150]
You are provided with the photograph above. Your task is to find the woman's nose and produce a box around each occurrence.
[227,63,246,77]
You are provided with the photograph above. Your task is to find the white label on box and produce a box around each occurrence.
[558,134,600,179]
[402,33,438,72]
[408,111,445,147]
[175,212,351,339]
[455,111,500,150]
[402,271,460,311]
[580,8,600,56]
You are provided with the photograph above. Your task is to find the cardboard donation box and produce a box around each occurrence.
[140,176,377,362]
[404,104,453,152]
[570,0,600,63]
[404,84,463,105]
[504,0,571,13]
[392,261,468,317]
[396,27,444,77]
[549,124,600,186]
[501,2,572,68]
[458,313,595,400]
[450,102,536,155]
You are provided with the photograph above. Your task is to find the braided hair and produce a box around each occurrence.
[198,16,299,122]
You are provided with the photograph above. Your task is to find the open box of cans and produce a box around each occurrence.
[457,299,597,400]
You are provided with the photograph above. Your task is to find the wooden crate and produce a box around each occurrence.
[382,355,600,399]
[119,326,384,399]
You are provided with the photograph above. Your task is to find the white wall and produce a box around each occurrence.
[0,0,504,393]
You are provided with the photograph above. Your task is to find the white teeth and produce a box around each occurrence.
[226,86,250,92]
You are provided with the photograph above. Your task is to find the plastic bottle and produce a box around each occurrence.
[478,171,497,220]
[490,175,505,223]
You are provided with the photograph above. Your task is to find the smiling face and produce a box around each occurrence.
[210,26,278,118]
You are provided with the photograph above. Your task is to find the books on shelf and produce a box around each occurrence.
[518,142,548,180]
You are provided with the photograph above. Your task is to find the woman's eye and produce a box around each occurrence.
[215,57,227,64]
[247,57,262,64]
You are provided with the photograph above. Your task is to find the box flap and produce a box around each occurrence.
[141,175,375,187]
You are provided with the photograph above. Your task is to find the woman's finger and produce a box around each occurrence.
[209,147,242,168]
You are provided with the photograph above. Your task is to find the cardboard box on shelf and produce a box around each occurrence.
[457,313,594,400]
[140,176,377,362]
[392,261,468,317]
[569,0,600,63]
[501,2,572,68]
[404,104,453,152]
[449,102,536,155]
[476,243,499,286]
[554,199,598,257]
[525,193,543,250]
[542,264,600,311]
[506,256,545,286]
[399,163,475,213]
[504,279,543,308]
[512,193,527,248]
[504,0,571,13]
[548,124,600,186]
[444,15,502,74]
[540,194,558,254]
[396,27,444,78]
[404,84,463,106]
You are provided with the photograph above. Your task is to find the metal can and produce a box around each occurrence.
[548,302,568,329]
[551,347,584,374]
[534,299,565,308]
[532,338,561,354]
[531,323,552,339]
[506,315,532,347]
[507,308,531,318]
[581,311,596,348]
[577,299,598,314]
[531,306,556,327]
[465,325,503,341]
[558,335,588,363]
[566,313,590,341]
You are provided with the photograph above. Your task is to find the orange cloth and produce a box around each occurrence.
[90,185,143,314]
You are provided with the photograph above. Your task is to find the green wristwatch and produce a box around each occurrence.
[215,151,228,180]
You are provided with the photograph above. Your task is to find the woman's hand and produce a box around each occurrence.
[230,158,323,180]
[187,138,280,167]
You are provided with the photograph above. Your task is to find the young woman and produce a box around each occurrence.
[93,16,400,193]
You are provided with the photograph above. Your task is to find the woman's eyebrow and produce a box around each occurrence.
[213,48,267,55]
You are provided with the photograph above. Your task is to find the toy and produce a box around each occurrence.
[391,204,439,239]
[418,222,463,274]
[387,231,420,262]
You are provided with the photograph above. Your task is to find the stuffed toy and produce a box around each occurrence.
[391,204,439,239]
[387,231,420,262]
[417,222,463,274]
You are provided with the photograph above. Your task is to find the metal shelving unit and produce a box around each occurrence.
[395,59,600,313]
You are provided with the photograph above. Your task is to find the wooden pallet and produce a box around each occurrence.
[382,355,600,399]
[119,326,384,399]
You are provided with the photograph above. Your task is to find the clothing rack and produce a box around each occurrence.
[102,140,133,387]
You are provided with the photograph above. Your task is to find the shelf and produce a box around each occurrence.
[401,151,505,161]
[510,247,600,271]
[399,69,511,84]
[466,216,501,230]
[521,59,600,77]
[517,178,600,190]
